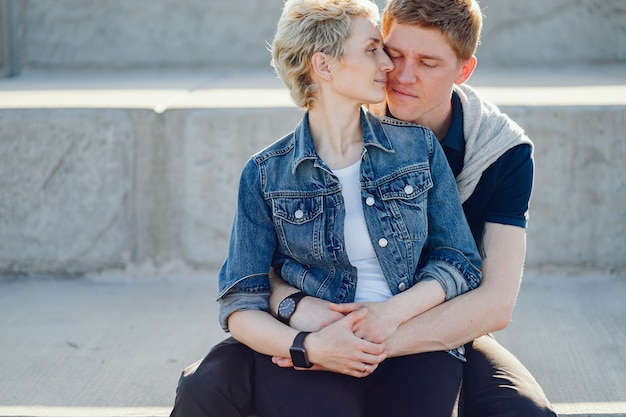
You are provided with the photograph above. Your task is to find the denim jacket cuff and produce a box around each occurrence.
[415,247,482,301]
[218,291,270,332]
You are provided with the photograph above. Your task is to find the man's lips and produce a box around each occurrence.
[389,86,418,99]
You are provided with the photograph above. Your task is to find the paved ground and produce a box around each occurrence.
[0,267,624,417]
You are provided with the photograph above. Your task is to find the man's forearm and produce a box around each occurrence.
[385,223,526,357]
[383,283,501,356]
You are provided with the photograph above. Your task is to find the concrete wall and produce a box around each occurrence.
[1,104,624,275]
[2,0,625,73]
[507,106,626,272]
[0,0,13,76]
[477,0,626,67]
[0,106,301,275]
[0,2,6,73]
[0,109,142,273]
[12,0,285,72]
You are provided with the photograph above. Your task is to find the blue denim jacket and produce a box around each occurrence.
[218,109,482,338]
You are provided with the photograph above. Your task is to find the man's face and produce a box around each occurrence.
[384,21,473,130]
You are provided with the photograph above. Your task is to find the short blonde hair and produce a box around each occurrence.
[381,0,482,62]
[271,0,380,109]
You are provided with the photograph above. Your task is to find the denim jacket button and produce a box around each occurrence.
[294,209,304,219]
[365,196,375,206]
[398,282,407,291]
[404,185,414,195]
[378,238,388,248]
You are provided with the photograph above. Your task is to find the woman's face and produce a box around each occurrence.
[330,16,394,105]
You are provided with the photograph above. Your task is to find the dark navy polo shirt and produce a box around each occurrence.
[440,91,534,248]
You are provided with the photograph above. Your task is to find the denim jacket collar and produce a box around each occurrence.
[291,108,395,174]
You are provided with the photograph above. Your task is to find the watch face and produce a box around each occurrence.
[278,297,296,320]
[290,346,312,368]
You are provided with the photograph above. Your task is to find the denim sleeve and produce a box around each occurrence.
[415,133,482,300]
[216,158,276,331]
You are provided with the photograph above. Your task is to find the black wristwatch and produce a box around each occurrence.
[277,291,307,325]
[290,331,313,368]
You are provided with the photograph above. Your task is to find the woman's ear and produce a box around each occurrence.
[311,52,333,81]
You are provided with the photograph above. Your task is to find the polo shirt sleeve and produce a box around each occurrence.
[483,144,534,228]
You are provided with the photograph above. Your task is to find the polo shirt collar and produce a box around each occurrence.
[441,90,465,152]
[440,90,465,177]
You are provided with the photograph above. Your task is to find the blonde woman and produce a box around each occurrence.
[216,0,481,415]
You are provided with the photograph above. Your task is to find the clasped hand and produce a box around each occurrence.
[272,298,402,377]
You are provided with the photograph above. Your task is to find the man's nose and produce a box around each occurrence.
[393,61,417,84]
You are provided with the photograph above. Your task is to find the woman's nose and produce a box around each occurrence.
[380,53,394,72]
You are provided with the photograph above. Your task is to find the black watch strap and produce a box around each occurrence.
[277,291,307,324]
[293,331,310,347]
[290,331,313,368]
[287,291,307,306]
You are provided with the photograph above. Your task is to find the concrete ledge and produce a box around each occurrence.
[2,65,626,110]
[1,66,625,275]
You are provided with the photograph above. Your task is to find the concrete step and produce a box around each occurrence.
[0,270,624,417]
[1,66,625,276]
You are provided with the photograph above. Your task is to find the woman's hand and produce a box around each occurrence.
[274,307,386,378]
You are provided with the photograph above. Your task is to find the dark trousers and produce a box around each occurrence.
[170,335,557,417]
[254,350,462,417]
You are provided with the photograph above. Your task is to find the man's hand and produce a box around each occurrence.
[332,302,401,344]
[275,308,386,378]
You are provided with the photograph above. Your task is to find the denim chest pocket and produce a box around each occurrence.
[378,167,432,241]
[272,195,324,260]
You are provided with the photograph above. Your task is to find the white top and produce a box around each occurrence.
[332,160,393,302]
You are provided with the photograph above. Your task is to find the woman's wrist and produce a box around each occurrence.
[268,268,299,315]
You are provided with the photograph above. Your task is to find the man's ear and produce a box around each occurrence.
[454,55,477,85]
[311,52,333,81]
